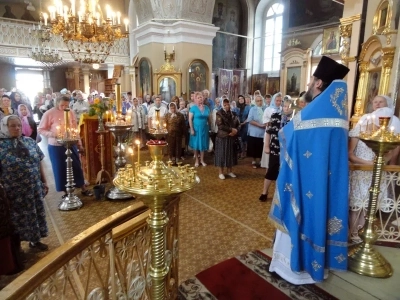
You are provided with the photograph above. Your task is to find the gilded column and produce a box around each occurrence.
[350,62,368,127]
[82,67,90,95]
[339,23,353,66]
[380,47,395,95]
[73,67,81,91]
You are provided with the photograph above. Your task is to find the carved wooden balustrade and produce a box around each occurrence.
[0,197,180,300]
[349,164,400,243]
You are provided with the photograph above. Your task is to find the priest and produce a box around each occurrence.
[269,56,350,284]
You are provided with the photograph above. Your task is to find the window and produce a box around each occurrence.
[263,3,284,74]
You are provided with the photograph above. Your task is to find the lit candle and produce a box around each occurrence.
[106,4,111,19]
[106,110,110,121]
[56,125,60,138]
[128,147,134,167]
[43,13,48,26]
[366,116,371,133]
[372,115,376,131]
[71,0,75,16]
[135,139,140,164]
[115,83,122,115]
[124,18,129,31]
[117,11,121,24]
[390,126,394,136]
[64,108,70,133]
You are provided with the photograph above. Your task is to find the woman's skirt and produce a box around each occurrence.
[48,145,85,192]
[247,136,263,159]
[214,136,237,168]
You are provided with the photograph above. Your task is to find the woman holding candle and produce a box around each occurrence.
[348,95,400,242]
[165,102,186,165]
[189,92,212,167]
[38,96,93,197]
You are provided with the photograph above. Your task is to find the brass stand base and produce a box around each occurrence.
[106,187,135,200]
[348,243,393,278]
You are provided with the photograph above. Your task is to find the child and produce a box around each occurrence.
[259,99,293,201]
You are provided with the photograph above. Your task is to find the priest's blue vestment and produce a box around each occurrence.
[269,80,349,282]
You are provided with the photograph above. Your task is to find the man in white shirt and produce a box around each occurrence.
[72,91,90,122]
[147,96,167,129]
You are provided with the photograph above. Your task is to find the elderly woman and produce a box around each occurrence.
[348,95,400,242]
[259,99,293,201]
[17,103,38,141]
[0,115,49,251]
[215,99,240,179]
[189,91,212,167]
[131,97,147,147]
[165,102,186,165]
[38,96,93,198]
[246,95,266,168]
[237,95,250,159]
[0,95,16,122]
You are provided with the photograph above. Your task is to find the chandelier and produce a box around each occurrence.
[28,15,63,69]
[46,0,129,64]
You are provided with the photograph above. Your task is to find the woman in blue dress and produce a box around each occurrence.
[0,115,49,251]
[246,95,266,168]
[237,95,250,158]
[189,92,211,167]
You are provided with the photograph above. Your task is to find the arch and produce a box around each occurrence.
[310,34,323,56]
[359,35,383,62]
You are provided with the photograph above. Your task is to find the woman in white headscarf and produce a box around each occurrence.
[0,115,49,251]
[261,93,283,168]
[348,95,400,242]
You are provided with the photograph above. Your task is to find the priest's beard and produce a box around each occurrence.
[304,82,315,103]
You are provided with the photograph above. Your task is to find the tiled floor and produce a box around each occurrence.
[1,138,399,300]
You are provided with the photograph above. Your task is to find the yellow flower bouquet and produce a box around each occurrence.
[88,97,111,117]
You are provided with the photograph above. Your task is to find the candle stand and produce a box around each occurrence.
[114,139,199,300]
[95,127,112,185]
[348,117,400,278]
[57,137,83,211]
[105,122,135,200]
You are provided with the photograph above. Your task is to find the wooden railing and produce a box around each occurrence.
[0,197,180,299]
[349,164,400,243]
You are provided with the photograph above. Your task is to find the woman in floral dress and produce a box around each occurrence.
[0,115,49,251]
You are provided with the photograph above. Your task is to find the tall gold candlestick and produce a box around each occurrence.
[115,83,122,115]
[135,139,140,165]
[64,108,70,137]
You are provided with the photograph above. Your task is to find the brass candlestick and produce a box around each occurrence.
[114,139,199,300]
[57,138,83,211]
[348,117,400,278]
[95,127,111,185]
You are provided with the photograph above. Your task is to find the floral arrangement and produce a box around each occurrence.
[88,97,112,117]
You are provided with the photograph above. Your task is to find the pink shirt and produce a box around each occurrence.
[38,107,82,146]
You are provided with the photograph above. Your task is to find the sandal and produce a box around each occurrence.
[81,189,94,197]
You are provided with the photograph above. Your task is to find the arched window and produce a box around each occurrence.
[263,3,284,75]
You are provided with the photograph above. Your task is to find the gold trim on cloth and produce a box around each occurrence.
[280,129,293,170]
[301,233,325,253]
[284,183,301,224]
[335,253,347,264]
[294,118,349,131]
[328,216,344,236]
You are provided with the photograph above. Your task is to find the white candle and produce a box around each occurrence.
[106,5,111,19]
[117,11,121,24]
[43,13,48,26]
[124,19,129,31]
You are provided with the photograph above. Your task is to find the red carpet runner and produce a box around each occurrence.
[178,250,337,300]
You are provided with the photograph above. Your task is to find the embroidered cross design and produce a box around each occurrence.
[311,121,316,127]
[328,216,344,235]
[284,183,293,192]
[306,191,313,199]
[312,260,322,271]
[335,253,347,264]
[303,151,312,158]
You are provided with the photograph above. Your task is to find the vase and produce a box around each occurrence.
[97,114,106,132]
